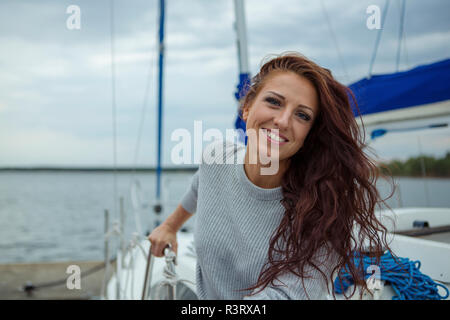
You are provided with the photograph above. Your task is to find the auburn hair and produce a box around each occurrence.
[238,52,395,299]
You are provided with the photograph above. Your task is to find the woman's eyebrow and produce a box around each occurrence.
[267,90,315,114]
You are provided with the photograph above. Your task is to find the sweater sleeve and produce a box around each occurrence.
[180,169,200,214]
[178,139,232,215]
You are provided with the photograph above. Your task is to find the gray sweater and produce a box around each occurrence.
[180,140,337,300]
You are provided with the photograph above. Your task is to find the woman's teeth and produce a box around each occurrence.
[263,129,287,142]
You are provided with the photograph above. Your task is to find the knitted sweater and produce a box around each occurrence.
[180,140,337,300]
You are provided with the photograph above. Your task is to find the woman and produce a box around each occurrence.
[148,52,393,300]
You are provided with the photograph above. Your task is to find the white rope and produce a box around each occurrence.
[127,232,149,260]
[159,248,178,288]
[104,220,121,240]
[153,247,195,300]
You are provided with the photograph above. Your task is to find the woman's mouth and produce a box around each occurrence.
[261,128,289,145]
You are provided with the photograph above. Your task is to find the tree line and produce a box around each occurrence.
[379,152,450,178]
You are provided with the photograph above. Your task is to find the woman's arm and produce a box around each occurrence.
[163,203,193,232]
[148,170,199,256]
[148,204,193,257]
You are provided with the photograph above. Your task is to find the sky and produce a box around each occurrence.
[0,0,449,167]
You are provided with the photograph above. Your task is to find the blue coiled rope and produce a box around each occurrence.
[334,251,449,300]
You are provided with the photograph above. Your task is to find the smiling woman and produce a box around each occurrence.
[148,52,395,300]
[241,70,319,188]
[238,52,395,299]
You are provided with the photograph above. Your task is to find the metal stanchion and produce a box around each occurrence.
[141,243,155,300]
[142,243,178,300]
[101,209,110,299]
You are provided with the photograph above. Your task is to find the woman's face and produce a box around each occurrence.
[242,71,319,164]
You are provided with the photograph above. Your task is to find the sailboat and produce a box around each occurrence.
[103,0,450,300]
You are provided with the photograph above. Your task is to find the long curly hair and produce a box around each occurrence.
[238,52,396,299]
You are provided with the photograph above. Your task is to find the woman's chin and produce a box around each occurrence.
[257,148,283,164]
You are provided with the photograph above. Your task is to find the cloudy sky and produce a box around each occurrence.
[0,0,449,167]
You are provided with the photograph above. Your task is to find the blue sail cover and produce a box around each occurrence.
[349,58,450,117]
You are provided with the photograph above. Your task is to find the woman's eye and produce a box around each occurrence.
[265,97,281,106]
[296,112,311,121]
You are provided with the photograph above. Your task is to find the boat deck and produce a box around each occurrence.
[417,231,450,244]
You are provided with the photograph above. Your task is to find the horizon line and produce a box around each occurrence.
[0,166,199,172]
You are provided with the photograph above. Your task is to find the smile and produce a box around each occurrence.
[261,128,289,145]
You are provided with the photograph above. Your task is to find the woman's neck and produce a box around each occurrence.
[243,149,289,189]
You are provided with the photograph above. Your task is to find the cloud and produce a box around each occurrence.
[0,0,449,166]
[0,127,112,166]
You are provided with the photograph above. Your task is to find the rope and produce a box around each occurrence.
[128,232,149,260]
[109,0,118,224]
[334,251,449,300]
[396,0,406,71]
[126,0,159,238]
[104,220,121,240]
[368,0,390,78]
[319,0,349,83]
[128,15,157,236]
[132,36,155,171]
[152,247,195,300]
[22,227,137,296]
[24,218,124,295]
[22,255,117,294]
[159,249,178,289]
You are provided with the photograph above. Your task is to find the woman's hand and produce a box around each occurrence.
[147,223,178,257]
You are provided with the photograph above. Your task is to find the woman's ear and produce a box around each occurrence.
[242,105,250,122]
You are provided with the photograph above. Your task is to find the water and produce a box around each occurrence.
[0,171,449,264]
[0,171,195,264]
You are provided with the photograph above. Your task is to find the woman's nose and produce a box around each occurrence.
[273,109,290,130]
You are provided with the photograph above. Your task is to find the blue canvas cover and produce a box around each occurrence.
[349,58,450,117]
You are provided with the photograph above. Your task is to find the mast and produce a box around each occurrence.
[234,0,250,76]
[233,0,250,143]
[154,0,165,220]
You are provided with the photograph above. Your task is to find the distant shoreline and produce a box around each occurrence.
[389,175,450,180]
[0,167,449,179]
[0,166,199,172]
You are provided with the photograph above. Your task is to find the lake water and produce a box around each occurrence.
[0,171,449,264]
